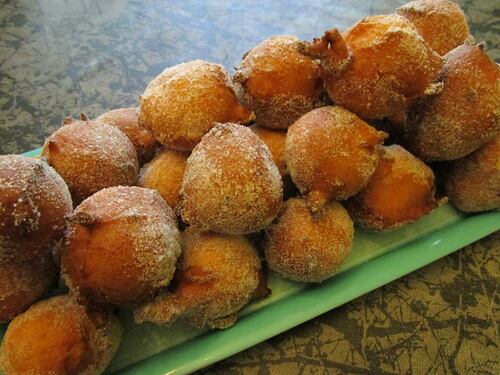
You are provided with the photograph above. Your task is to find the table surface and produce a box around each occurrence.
[0,1,498,374]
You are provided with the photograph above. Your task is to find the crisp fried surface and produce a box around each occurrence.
[250,125,288,176]
[0,295,122,375]
[286,106,386,211]
[445,134,500,212]
[138,149,188,212]
[97,107,158,164]
[234,35,323,129]
[346,145,440,230]
[265,197,354,283]
[406,44,500,161]
[0,255,56,323]
[0,155,72,260]
[321,14,442,119]
[180,123,283,235]
[139,60,251,151]
[397,0,471,55]
[135,228,261,329]
[42,119,138,204]
[62,186,182,307]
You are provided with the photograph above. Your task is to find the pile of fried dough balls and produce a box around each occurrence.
[1,1,498,374]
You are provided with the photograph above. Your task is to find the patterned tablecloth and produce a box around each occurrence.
[0,1,498,374]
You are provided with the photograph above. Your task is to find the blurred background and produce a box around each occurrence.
[0,0,497,154]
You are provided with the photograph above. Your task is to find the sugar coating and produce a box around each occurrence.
[249,124,288,176]
[62,186,182,307]
[319,14,443,119]
[445,133,500,212]
[97,107,159,164]
[397,0,471,55]
[346,145,441,231]
[264,197,354,283]
[138,149,188,212]
[0,155,72,260]
[180,122,283,235]
[42,118,139,204]
[134,228,261,329]
[139,60,251,151]
[0,295,122,375]
[405,43,500,161]
[0,255,57,323]
[234,35,324,129]
[286,106,386,211]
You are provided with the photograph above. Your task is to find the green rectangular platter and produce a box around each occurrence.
[0,148,498,375]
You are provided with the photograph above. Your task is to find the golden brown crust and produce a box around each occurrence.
[312,15,443,119]
[0,155,72,260]
[405,43,500,161]
[397,0,471,55]
[345,145,441,230]
[134,228,261,329]
[138,149,188,212]
[0,295,122,375]
[264,197,354,283]
[62,186,182,307]
[0,255,57,323]
[42,118,139,205]
[234,35,323,129]
[180,123,283,235]
[97,107,159,164]
[249,124,288,176]
[445,133,500,212]
[285,106,387,211]
[139,60,251,151]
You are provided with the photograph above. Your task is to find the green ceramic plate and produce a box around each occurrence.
[0,148,498,375]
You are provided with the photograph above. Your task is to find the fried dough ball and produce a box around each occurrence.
[0,295,122,375]
[304,15,442,120]
[233,35,323,129]
[0,155,72,260]
[134,228,261,329]
[0,255,57,323]
[180,123,283,235]
[97,107,159,164]
[405,43,500,161]
[138,149,188,212]
[445,133,500,212]
[345,145,441,230]
[286,106,387,212]
[42,115,139,204]
[62,186,182,307]
[264,197,354,283]
[139,60,251,151]
[250,124,287,176]
[397,0,471,56]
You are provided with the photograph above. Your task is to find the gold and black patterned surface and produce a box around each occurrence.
[0,1,498,374]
